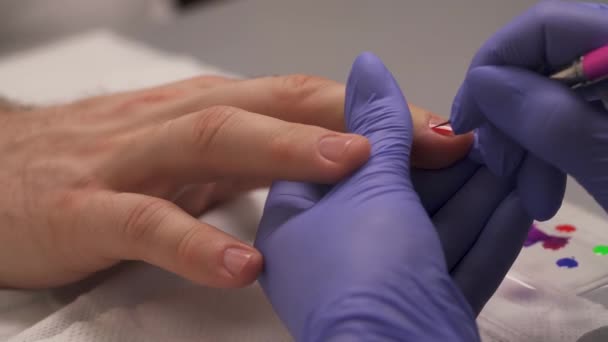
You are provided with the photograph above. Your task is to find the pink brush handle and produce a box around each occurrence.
[582,44,608,80]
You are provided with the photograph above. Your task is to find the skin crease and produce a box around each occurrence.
[0,74,472,290]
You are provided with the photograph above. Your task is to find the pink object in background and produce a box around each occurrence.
[583,44,608,81]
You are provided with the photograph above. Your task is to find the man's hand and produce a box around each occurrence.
[0,73,472,289]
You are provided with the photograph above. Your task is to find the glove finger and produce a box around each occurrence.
[580,2,608,11]
[340,52,415,193]
[516,154,566,221]
[432,167,514,271]
[467,124,565,220]
[337,52,443,265]
[474,123,525,177]
[451,81,485,134]
[256,181,327,241]
[468,65,608,182]
[411,159,480,215]
[572,78,608,103]
[451,192,532,315]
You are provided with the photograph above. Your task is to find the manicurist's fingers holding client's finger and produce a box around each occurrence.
[255,53,479,341]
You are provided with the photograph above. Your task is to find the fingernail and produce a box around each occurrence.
[428,120,454,137]
[318,135,354,162]
[223,247,253,277]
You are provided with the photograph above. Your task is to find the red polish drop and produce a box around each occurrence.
[556,224,576,233]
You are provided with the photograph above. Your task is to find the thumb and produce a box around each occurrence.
[83,191,262,288]
[344,52,414,186]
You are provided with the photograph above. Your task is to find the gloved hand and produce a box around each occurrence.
[450,1,608,216]
[412,158,531,314]
[255,52,485,341]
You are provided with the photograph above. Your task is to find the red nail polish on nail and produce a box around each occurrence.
[430,124,454,136]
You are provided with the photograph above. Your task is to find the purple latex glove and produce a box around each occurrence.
[255,53,479,341]
[451,1,608,216]
[412,159,531,314]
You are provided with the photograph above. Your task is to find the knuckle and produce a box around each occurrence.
[529,92,593,157]
[53,189,88,213]
[274,74,328,103]
[116,89,184,112]
[190,106,238,150]
[175,225,205,266]
[540,94,577,134]
[191,75,231,85]
[530,2,577,42]
[531,1,561,23]
[46,190,84,229]
[282,74,318,89]
[268,124,300,162]
[122,199,173,243]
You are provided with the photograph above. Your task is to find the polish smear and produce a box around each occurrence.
[556,257,578,268]
[555,224,576,233]
[593,245,608,256]
[524,224,570,250]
